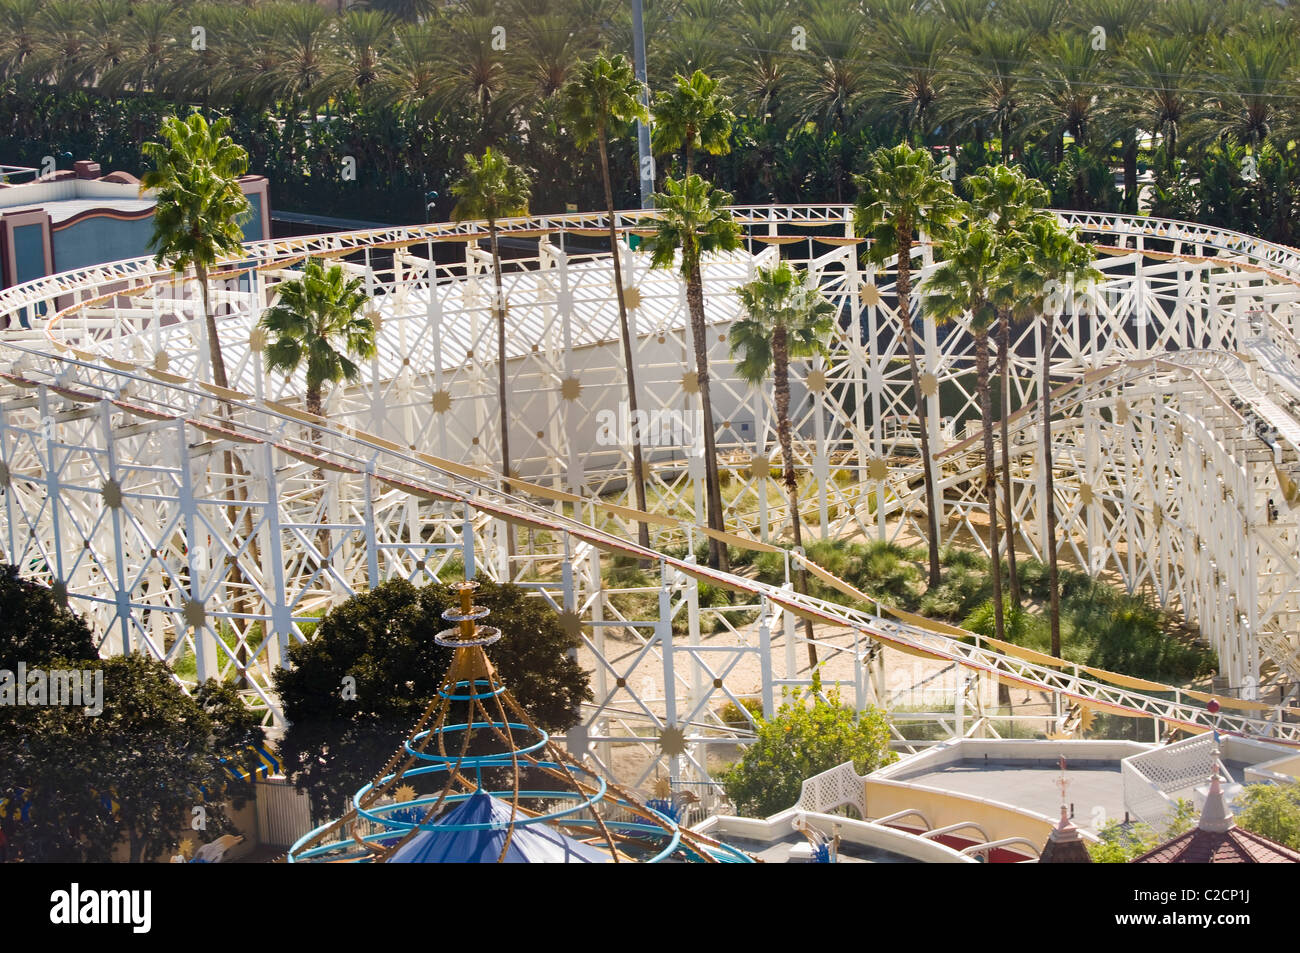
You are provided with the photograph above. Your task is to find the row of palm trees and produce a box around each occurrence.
[6,0,1300,199]
[142,54,1098,668]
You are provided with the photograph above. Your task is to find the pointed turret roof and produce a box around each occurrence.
[1040,805,1093,863]
[1133,758,1300,864]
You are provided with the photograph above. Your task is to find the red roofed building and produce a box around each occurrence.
[1132,764,1300,864]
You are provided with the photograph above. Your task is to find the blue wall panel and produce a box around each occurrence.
[52,215,155,273]
[12,222,47,283]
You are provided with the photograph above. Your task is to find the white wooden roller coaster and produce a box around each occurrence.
[3,204,1300,790]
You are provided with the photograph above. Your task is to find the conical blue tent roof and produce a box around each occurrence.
[386,791,611,864]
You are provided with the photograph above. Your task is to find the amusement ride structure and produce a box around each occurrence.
[3,204,1300,800]
[286,580,751,862]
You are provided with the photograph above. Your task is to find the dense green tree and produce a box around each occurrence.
[1235,781,1300,850]
[0,563,98,667]
[273,577,592,820]
[0,575,260,863]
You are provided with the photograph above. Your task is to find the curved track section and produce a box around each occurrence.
[3,207,1300,788]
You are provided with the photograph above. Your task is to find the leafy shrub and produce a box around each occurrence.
[719,687,896,818]
[1235,781,1300,850]
[717,696,764,729]
[752,539,923,610]
[1089,799,1197,863]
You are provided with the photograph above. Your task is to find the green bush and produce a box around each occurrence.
[719,687,896,818]
[1089,800,1197,863]
[1235,781,1300,850]
[717,696,764,729]
[752,539,923,610]
[918,549,991,620]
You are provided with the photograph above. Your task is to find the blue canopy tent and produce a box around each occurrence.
[386,791,610,863]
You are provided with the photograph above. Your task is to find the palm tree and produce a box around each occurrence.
[100,1,182,96]
[1002,216,1099,656]
[327,9,394,97]
[143,110,255,685]
[433,2,517,148]
[657,0,732,78]
[372,22,441,120]
[141,112,252,392]
[732,262,834,669]
[26,0,95,89]
[725,0,798,122]
[945,25,1034,161]
[642,174,743,571]
[854,144,962,589]
[922,220,1008,644]
[450,148,532,506]
[787,2,873,201]
[876,13,957,146]
[264,1,339,112]
[0,0,43,81]
[561,53,653,548]
[995,0,1070,39]
[1200,34,1295,150]
[1111,36,1202,172]
[967,163,1051,608]
[508,0,597,102]
[260,258,378,424]
[1023,33,1105,163]
[651,69,735,178]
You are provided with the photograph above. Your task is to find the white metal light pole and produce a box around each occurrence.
[631,0,654,209]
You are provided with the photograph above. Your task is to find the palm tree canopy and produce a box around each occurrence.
[449,147,532,224]
[922,218,1001,333]
[943,24,1033,147]
[560,52,647,149]
[260,258,377,394]
[996,216,1101,320]
[140,112,252,276]
[966,163,1051,233]
[651,69,735,160]
[853,143,962,266]
[642,174,742,279]
[731,262,835,385]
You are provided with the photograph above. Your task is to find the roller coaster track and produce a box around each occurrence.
[4,206,1300,778]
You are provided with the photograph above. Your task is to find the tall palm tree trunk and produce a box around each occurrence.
[896,236,943,588]
[598,136,651,550]
[774,325,818,669]
[488,221,516,563]
[976,330,1006,644]
[1123,136,1139,214]
[999,312,1020,606]
[197,265,256,689]
[1042,312,1063,657]
[686,257,729,572]
[306,380,332,563]
[197,263,229,390]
